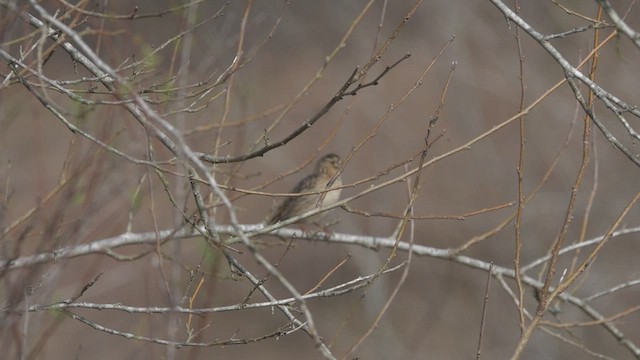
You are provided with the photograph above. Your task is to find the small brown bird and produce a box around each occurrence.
[265,154,342,225]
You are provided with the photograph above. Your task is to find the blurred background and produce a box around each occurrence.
[1,1,640,359]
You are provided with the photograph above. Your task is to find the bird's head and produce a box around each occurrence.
[316,153,341,176]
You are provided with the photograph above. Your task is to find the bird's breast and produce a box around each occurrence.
[320,177,342,206]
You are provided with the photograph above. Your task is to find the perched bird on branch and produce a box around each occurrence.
[265,154,342,226]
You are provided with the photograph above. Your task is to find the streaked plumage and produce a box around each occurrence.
[265,154,342,225]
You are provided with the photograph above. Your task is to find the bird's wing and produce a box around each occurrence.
[265,174,316,225]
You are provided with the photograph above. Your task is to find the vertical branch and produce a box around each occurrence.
[213,0,252,158]
[513,15,599,360]
[568,5,604,282]
[476,262,494,360]
[512,0,527,334]
[167,4,200,359]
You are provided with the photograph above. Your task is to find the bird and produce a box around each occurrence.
[265,153,342,226]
